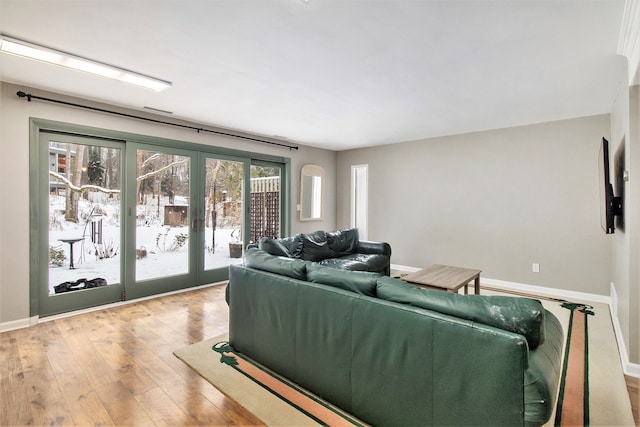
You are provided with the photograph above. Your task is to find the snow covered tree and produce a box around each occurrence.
[65,144,85,222]
[87,146,105,185]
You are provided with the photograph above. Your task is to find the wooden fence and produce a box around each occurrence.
[250,176,280,243]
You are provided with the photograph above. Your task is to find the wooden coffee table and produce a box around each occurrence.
[400,264,482,294]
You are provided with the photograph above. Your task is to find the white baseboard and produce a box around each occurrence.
[612,309,640,378]
[625,360,640,377]
[609,282,640,378]
[0,316,39,333]
[392,266,612,304]
[0,281,226,332]
[481,277,612,305]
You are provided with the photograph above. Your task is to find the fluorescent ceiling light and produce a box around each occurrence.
[0,35,171,92]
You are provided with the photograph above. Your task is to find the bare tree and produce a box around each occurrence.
[65,144,86,222]
[137,157,188,187]
[205,160,221,227]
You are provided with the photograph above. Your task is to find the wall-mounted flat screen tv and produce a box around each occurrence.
[599,137,622,234]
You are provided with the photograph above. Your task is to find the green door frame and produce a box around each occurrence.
[123,142,199,300]
[33,130,126,317]
[29,118,291,317]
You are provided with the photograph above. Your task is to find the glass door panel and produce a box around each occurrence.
[203,157,245,271]
[249,163,282,243]
[38,132,124,317]
[135,149,190,281]
[35,126,290,317]
[48,141,122,293]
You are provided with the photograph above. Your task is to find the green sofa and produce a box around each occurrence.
[253,228,392,275]
[227,248,564,426]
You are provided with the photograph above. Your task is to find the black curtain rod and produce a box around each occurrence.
[16,91,299,150]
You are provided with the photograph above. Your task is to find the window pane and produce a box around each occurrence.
[135,150,190,281]
[203,158,245,270]
[250,165,281,243]
[48,141,121,294]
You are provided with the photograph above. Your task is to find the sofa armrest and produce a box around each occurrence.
[357,240,391,257]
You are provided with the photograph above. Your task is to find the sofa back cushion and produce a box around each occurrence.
[258,237,291,257]
[326,228,359,257]
[301,231,332,261]
[307,263,378,297]
[259,235,303,258]
[243,248,308,280]
[376,277,545,348]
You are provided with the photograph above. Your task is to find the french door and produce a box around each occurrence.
[125,144,198,299]
[199,154,248,284]
[38,132,125,316]
[34,127,287,317]
[196,156,284,284]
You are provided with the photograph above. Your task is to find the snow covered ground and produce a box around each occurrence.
[48,194,243,294]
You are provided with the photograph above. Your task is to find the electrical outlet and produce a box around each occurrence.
[532,263,540,273]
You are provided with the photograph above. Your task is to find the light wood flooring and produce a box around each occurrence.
[1,283,639,426]
[628,374,640,426]
[0,284,264,426]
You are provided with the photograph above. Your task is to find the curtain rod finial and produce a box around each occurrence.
[16,91,32,101]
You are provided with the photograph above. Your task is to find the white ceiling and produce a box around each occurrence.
[0,0,628,151]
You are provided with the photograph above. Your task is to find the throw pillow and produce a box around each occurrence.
[327,228,359,257]
[258,237,291,257]
[281,234,304,258]
[301,231,331,262]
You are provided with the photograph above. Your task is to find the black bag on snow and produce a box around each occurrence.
[54,277,107,293]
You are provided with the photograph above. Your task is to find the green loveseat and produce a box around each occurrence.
[253,228,392,275]
[227,248,564,426]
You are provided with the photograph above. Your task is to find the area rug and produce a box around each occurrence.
[483,287,634,427]
[174,333,365,426]
[174,289,634,426]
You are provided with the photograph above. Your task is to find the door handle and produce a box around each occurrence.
[191,210,205,232]
[191,207,199,233]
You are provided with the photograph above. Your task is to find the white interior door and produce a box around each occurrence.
[351,164,368,240]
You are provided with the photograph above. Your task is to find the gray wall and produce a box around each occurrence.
[337,115,612,296]
[0,82,336,325]
[610,77,640,367]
